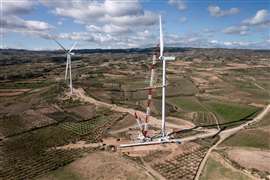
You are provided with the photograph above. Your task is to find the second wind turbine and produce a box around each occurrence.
[54,39,77,95]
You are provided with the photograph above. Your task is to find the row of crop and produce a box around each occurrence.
[151,147,208,180]
[0,111,126,179]
[0,147,96,180]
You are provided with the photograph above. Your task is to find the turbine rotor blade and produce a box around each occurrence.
[53,39,67,52]
[159,15,164,58]
[68,42,77,53]
[65,56,69,81]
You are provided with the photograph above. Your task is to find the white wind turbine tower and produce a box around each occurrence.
[120,15,176,147]
[54,39,77,95]
[159,15,175,140]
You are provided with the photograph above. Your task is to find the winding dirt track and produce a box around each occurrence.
[72,88,194,130]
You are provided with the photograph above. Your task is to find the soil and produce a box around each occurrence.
[167,116,195,128]
[66,151,154,180]
[108,114,137,133]
[227,148,270,172]
[66,104,96,120]
[0,88,31,96]
[55,141,102,150]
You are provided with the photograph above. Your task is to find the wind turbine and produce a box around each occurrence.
[120,15,176,147]
[159,15,175,140]
[54,39,77,95]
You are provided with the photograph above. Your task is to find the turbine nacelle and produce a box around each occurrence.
[159,56,175,61]
[163,56,175,61]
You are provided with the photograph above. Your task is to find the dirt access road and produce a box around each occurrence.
[72,88,194,130]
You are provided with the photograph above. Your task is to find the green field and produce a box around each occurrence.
[205,101,259,123]
[200,156,252,180]
[168,96,206,112]
[222,129,270,149]
[192,111,217,126]
[0,81,53,89]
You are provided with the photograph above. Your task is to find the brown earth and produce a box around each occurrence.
[66,104,96,120]
[119,142,200,159]
[63,151,154,180]
[227,148,270,173]
[108,114,137,133]
[0,89,31,96]
[54,141,102,150]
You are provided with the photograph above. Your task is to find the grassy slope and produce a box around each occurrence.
[205,101,259,123]
[221,110,270,150]
[37,167,83,180]
[222,129,270,149]
[167,96,206,112]
[200,157,252,180]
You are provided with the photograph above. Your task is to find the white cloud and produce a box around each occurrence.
[55,30,149,49]
[223,25,249,35]
[2,0,53,39]
[86,24,130,34]
[41,0,158,38]
[39,0,158,49]
[179,16,187,23]
[165,33,207,47]
[243,9,270,26]
[103,11,157,27]
[42,0,157,27]
[26,20,52,31]
[57,21,63,25]
[104,0,142,17]
[223,9,270,37]
[1,16,53,41]
[168,0,187,11]
[208,5,239,17]
[53,3,104,22]
[3,0,36,15]
[210,40,218,44]
[223,41,252,47]
[203,28,217,36]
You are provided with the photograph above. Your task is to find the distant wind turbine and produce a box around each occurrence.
[54,39,77,95]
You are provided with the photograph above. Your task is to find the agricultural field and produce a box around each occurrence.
[0,48,269,179]
[208,100,270,179]
[200,154,253,180]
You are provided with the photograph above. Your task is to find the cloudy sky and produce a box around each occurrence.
[1,0,270,50]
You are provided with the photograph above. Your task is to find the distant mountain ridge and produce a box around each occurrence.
[0,47,269,55]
